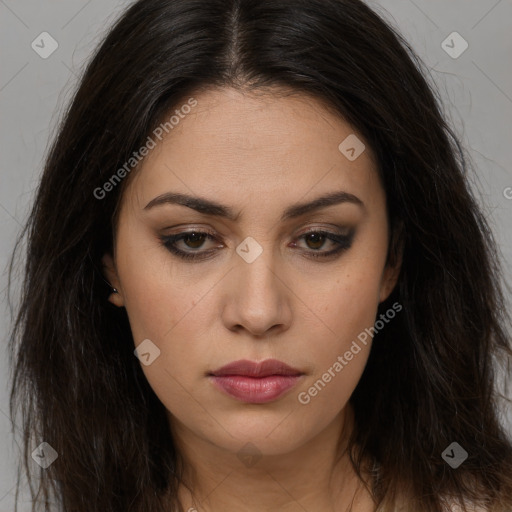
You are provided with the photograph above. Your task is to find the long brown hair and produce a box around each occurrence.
[8,0,512,510]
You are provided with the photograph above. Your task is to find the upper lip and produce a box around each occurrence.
[209,359,303,377]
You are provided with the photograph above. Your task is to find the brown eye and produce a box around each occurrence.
[181,232,208,249]
[161,230,220,261]
[303,232,328,250]
[293,229,355,259]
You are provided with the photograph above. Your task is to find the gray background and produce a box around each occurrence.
[1,0,511,509]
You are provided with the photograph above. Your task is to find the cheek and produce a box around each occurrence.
[116,238,217,389]
[116,233,196,339]
[293,278,380,417]
[116,249,208,411]
[314,255,387,350]
[296,244,387,405]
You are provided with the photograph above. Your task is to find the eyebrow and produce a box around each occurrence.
[143,190,364,221]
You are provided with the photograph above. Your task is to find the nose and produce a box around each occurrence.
[221,244,292,338]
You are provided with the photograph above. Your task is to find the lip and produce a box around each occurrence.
[209,359,304,404]
[210,358,303,377]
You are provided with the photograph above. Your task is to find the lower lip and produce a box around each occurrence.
[210,375,302,403]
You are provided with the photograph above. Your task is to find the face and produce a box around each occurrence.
[103,86,400,459]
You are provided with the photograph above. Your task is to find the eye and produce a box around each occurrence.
[160,228,354,262]
[291,229,355,259]
[160,230,221,261]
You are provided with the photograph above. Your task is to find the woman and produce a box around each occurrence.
[8,0,512,511]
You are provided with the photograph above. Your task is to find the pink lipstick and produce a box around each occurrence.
[209,359,304,403]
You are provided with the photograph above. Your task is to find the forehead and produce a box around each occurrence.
[123,86,382,215]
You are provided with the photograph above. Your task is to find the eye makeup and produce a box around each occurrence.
[159,227,355,262]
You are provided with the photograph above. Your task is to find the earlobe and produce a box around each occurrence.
[102,253,125,307]
[107,288,124,307]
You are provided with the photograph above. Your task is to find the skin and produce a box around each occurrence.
[103,86,401,512]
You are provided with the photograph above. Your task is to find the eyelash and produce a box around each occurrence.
[160,228,354,262]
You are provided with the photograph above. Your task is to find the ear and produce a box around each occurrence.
[379,258,401,303]
[379,223,404,303]
[102,253,125,307]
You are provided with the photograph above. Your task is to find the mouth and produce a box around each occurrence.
[208,359,304,403]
